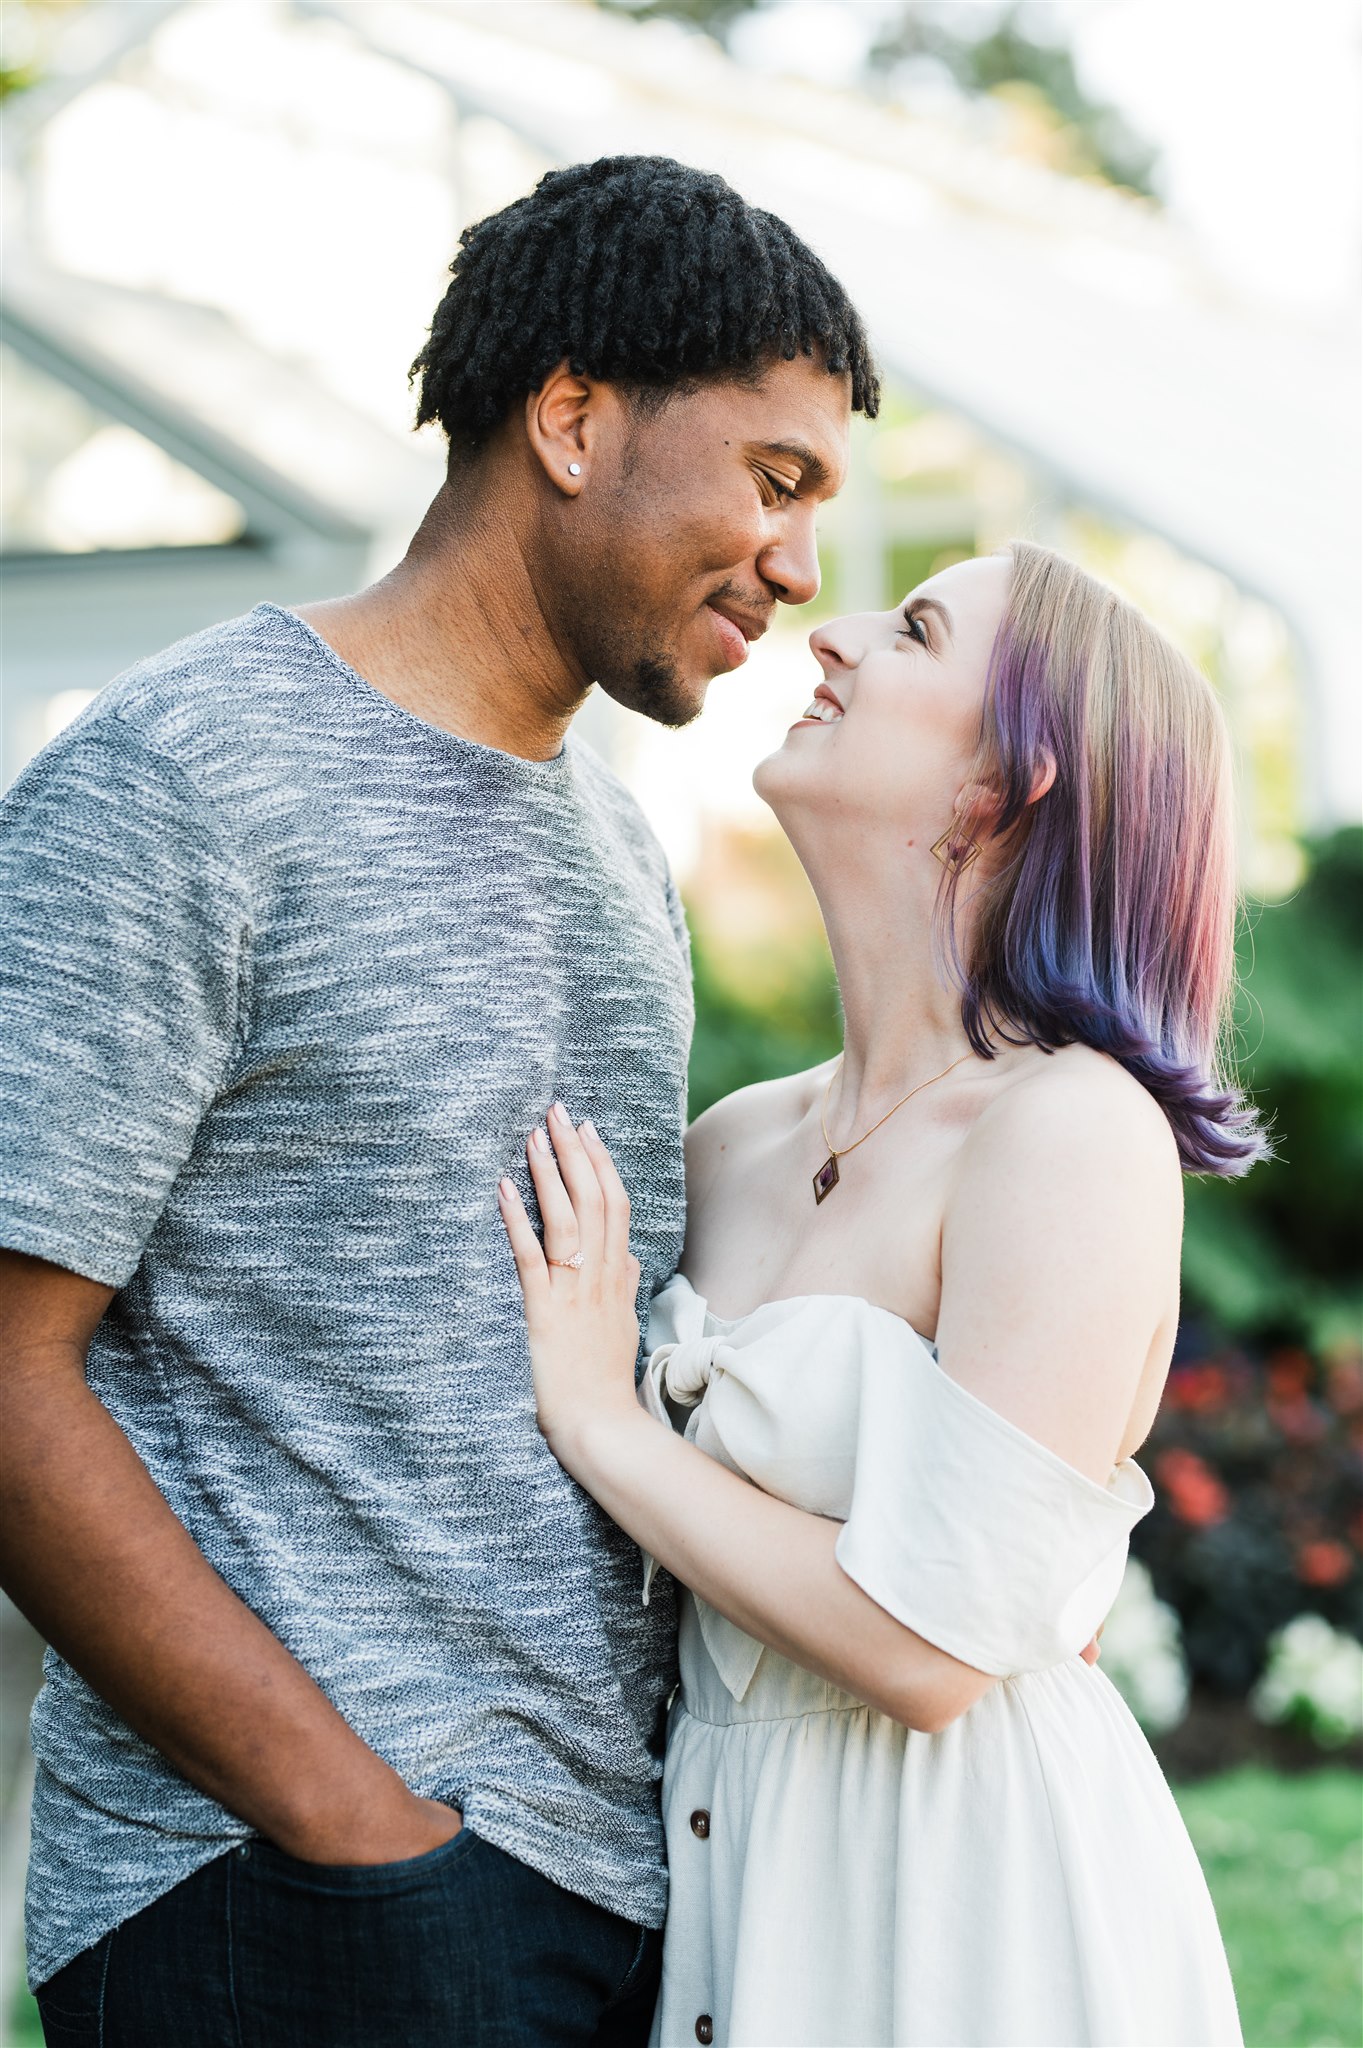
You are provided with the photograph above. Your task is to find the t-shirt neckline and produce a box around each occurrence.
[254,602,573,779]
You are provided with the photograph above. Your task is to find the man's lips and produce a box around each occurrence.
[705,601,769,671]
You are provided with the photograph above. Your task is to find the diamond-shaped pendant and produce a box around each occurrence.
[812,1154,840,1204]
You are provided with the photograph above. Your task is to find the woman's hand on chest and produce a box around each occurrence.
[498,1103,649,1469]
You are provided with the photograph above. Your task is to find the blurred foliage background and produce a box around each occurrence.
[604,0,1162,190]
[1186,828,1363,1355]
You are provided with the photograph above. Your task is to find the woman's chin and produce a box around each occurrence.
[753,733,822,810]
[751,747,787,808]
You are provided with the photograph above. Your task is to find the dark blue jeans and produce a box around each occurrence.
[35,1825,661,2047]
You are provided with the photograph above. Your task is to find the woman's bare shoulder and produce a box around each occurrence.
[936,1046,1183,1476]
[971,1042,1179,1173]
[970,1040,1170,1155]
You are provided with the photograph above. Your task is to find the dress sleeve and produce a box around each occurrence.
[0,716,252,1287]
[834,1337,1154,1676]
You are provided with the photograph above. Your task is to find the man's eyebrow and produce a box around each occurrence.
[752,439,835,490]
[908,595,954,640]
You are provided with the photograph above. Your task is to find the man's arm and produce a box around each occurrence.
[0,1250,460,1864]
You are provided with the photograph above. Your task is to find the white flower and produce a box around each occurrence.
[1251,1613,1363,1746]
[1100,1559,1190,1735]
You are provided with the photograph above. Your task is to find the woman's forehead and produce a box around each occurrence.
[908,554,1011,633]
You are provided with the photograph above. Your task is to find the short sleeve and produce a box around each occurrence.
[0,716,252,1287]
[834,1341,1154,1676]
[664,875,692,968]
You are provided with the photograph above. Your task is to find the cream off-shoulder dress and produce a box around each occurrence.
[639,1275,1241,2048]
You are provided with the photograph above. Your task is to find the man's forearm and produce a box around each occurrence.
[1,1338,439,1861]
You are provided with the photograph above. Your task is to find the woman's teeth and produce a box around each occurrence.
[802,700,842,723]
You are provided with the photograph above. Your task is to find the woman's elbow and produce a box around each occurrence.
[892,1694,961,1736]
[881,1663,994,1735]
[830,1605,996,1730]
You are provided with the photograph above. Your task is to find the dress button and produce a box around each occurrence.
[695,2019,714,2045]
[689,1808,710,1839]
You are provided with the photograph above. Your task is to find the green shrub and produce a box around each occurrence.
[1183,827,1363,1354]
[686,926,840,1122]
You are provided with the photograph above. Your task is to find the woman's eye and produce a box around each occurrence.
[898,611,928,646]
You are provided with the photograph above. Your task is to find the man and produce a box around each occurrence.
[0,156,877,2045]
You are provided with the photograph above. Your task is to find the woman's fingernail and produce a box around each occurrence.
[550,1100,569,1124]
[581,1119,598,1141]
[499,1178,517,1199]
[532,1127,550,1152]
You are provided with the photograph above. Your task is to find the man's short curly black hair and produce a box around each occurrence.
[410,155,879,452]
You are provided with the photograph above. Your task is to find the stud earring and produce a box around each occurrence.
[567,462,582,477]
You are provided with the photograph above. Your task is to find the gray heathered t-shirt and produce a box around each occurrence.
[0,603,692,1989]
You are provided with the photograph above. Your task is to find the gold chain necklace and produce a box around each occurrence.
[812,1052,976,1205]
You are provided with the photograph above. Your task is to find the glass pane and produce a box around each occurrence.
[2,344,247,553]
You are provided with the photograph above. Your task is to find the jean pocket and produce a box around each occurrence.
[35,1931,114,2043]
[250,1812,475,1897]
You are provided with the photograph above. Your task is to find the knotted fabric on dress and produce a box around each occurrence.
[638,1276,1153,1697]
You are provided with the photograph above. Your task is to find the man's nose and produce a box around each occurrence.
[760,514,821,609]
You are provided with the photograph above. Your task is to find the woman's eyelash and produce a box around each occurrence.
[762,473,797,502]
[898,610,929,646]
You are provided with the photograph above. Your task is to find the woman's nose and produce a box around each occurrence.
[809,618,860,675]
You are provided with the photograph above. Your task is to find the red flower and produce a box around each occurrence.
[1168,1364,1230,1413]
[1326,1359,1363,1417]
[1157,1448,1230,1528]
[1268,1348,1312,1400]
[1296,1540,1353,1588]
[1268,1396,1329,1445]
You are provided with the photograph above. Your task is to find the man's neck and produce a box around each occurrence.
[294,480,591,761]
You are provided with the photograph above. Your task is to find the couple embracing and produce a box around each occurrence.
[1,156,1256,2047]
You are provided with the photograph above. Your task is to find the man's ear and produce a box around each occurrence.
[525,361,597,496]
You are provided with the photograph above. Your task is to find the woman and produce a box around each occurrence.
[497,542,1262,2047]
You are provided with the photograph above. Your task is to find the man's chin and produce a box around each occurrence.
[597,657,708,731]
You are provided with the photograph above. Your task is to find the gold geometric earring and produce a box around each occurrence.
[930,826,981,872]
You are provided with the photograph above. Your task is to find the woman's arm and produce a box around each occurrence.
[500,1106,995,1734]
[570,1386,991,1735]
[500,1081,1156,1731]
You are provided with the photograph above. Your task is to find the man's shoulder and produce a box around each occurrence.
[4,608,306,841]
[567,731,678,888]
[567,728,648,821]
[85,604,319,772]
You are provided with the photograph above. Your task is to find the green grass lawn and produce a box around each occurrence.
[1176,1768,1362,2048]
[8,1767,1360,2045]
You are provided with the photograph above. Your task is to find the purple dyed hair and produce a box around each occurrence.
[938,542,1267,1177]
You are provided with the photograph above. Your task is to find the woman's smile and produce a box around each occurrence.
[790,683,846,729]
